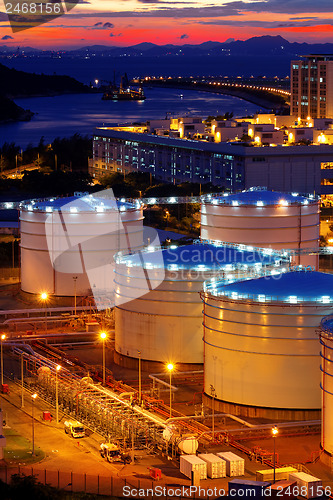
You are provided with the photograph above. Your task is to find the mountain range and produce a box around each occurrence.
[1,35,333,57]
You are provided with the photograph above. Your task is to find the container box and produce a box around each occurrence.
[42,411,52,421]
[198,453,226,478]
[216,451,245,476]
[256,467,298,482]
[268,480,297,499]
[288,472,322,499]
[228,479,270,497]
[180,455,207,480]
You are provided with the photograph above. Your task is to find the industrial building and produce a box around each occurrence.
[114,242,286,368]
[91,127,333,195]
[291,54,333,119]
[20,193,144,298]
[201,189,320,269]
[202,270,333,420]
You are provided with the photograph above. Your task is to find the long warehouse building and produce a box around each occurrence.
[91,128,333,195]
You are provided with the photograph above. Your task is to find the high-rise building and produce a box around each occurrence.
[291,55,333,119]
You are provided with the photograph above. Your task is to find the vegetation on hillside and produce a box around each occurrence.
[0,134,92,172]
[0,62,91,123]
[0,63,90,98]
[0,95,33,123]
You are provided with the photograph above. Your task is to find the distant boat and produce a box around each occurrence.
[102,87,146,101]
[102,74,146,101]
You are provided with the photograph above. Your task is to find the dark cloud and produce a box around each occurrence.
[290,16,318,20]
[240,0,333,14]
[67,5,242,18]
[94,21,103,26]
[1,35,13,40]
[109,32,122,37]
[197,18,333,28]
[103,22,114,28]
[66,0,333,19]
[179,33,189,39]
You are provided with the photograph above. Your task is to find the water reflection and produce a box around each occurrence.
[0,87,262,147]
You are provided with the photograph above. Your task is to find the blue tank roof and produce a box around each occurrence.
[320,315,333,333]
[207,189,316,207]
[209,270,333,303]
[120,243,283,270]
[22,194,136,212]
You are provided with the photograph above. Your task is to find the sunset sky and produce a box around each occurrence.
[0,0,333,48]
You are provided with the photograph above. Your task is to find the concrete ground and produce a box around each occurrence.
[1,380,333,495]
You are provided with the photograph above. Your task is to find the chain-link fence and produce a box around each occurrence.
[0,465,221,499]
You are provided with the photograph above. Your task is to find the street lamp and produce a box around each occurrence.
[210,384,216,442]
[40,293,48,333]
[31,393,38,457]
[167,363,174,418]
[272,425,278,483]
[138,350,142,404]
[55,365,61,424]
[100,332,107,385]
[1,334,6,387]
[73,276,78,316]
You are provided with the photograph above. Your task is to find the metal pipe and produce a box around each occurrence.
[21,353,24,408]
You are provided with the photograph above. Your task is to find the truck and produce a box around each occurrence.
[64,420,85,438]
[99,443,132,464]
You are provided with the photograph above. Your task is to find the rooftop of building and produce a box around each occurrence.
[300,54,333,60]
[205,188,317,206]
[320,315,333,334]
[116,241,284,270]
[205,270,333,304]
[20,193,138,213]
[94,127,333,157]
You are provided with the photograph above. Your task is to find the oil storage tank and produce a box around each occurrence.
[114,242,287,368]
[319,316,333,462]
[201,188,319,269]
[202,270,333,420]
[20,192,144,300]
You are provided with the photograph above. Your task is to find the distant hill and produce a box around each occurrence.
[53,36,333,57]
[0,95,33,123]
[0,62,90,98]
[0,61,91,123]
[2,36,333,59]
[2,35,333,59]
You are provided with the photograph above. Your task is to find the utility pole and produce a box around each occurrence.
[210,384,216,442]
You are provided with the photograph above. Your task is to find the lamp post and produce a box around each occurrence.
[73,276,78,316]
[167,363,174,418]
[138,350,142,404]
[31,393,38,457]
[272,425,278,483]
[55,365,61,424]
[41,293,48,333]
[210,384,216,442]
[0,334,6,387]
[100,332,107,385]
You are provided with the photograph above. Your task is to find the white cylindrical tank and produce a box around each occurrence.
[201,189,320,269]
[20,194,143,297]
[202,270,333,419]
[319,316,333,456]
[115,242,287,365]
